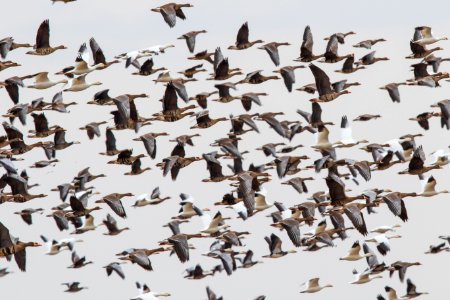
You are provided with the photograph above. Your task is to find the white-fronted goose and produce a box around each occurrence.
[273,65,305,92]
[324,31,356,44]
[308,64,350,102]
[26,20,67,55]
[353,38,386,49]
[0,222,41,271]
[178,30,207,53]
[321,35,352,63]
[295,25,323,62]
[62,282,87,293]
[335,54,365,73]
[228,22,263,50]
[258,42,290,66]
[379,83,406,103]
[151,3,193,28]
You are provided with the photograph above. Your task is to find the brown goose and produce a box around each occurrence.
[160,156,202,180]
[353,114,381,122]
[68,251,92,268]
[0,76,25,104]
[79,121,107,139]
[263,233,296,258]
[2,122,50,155]
[321,34,352,63]
[132,58,167,76]
[281,177,314,194]
[89,37,119,69]
[308,64,350,102]
[379,82,406,103]
[132,132,168,159]
[325,173,365,206]
[258,42,290,66]
[274,66,305,92]
[0,61,20,72]
[228,22,263,50]
[295,25,323,62]
[209,49,242,80]
[324,31,356,44]
[103,214,129,235]
[0,37,32,59]
[188,50,214,64]
[66,195,102,218]
[99,128,122,156]
[388,261,421,282]
[236,70,279,85]
[151,3,193,28]
[190,110,227,129]
[107,149,145,165]
[26,20,67,55]
[381,192,416,222]
[353,39,386,49]
[178,30,207,53]
[169,134,200,157]
[28,113,59,138]
[152,82,196,122]
[398,146,440,175]
[422,54,450,72]
[124,158,151,175]
[355,51,389,66]
[212,82,239,103]
[14,208,44,225]
[0,222,41,271]
[335,54,365,73]
[179,64,206,78]
[188,91,217,109]
[407,41,442,59]
[229,113,260,135]
[239,93,267,112]
[409,112,440,130]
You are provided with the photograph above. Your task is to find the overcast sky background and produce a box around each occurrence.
[1,0,450,299]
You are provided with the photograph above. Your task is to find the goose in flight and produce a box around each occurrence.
[300,278,333,293]
[151,3,193,28]
[228,22,263,50]
[26,19,67,55]
[412,26,448,46]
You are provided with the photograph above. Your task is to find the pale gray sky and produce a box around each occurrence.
[1,0,449,299]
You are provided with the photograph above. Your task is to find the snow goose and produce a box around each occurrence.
[132,187,171,207]
[333,116,368,148]
[365,234,402,256]
[412,26,447,46]
[63,74,102,92]
[24,72,67,89]
[419,175,448,196]
[199,211,230,235]
[340,241,373,261]
[370,224,401,234]
[430,149,450,166]
[349,269,382,284]
[300,278,333,293]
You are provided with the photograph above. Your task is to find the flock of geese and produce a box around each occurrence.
[1,1,450,299]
